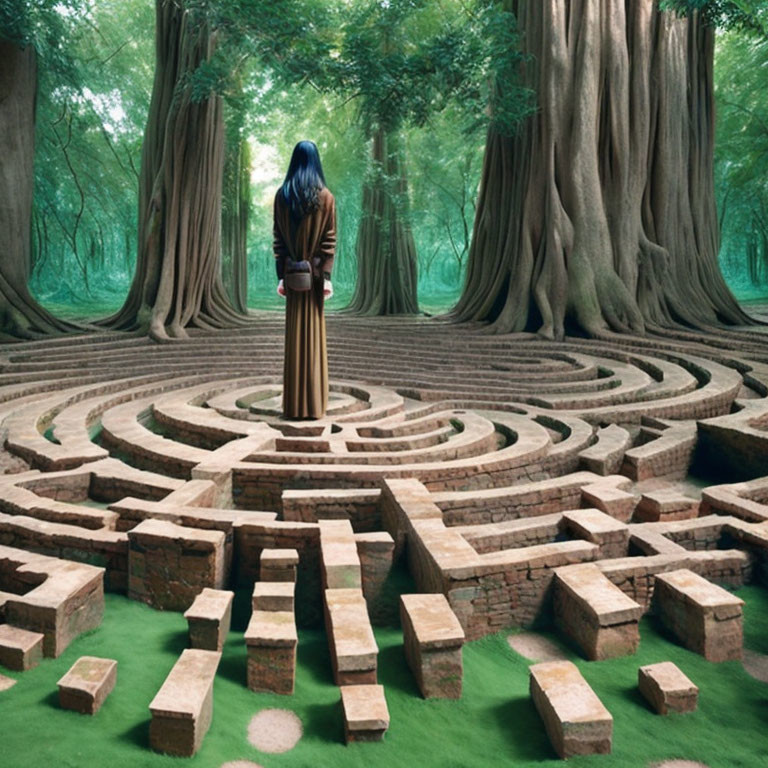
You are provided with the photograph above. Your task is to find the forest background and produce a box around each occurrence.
[11,0,768,321]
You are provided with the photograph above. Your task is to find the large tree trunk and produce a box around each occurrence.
[452,0,752,338]
[346,128,418,315]
[221,135,250,314]
[101,0,246,341]
[0,43,75,341]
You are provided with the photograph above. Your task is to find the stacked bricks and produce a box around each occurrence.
[0,544,104,658]
[355,531,395,610]
[319,520,379,686]
[563,508,629,559]
[554,563,643,660]
[340,684,390,743]
[246,548,299,694]
[638,662,698,715]
[580,482,637,523]
[149,648,221,757]
[183,588,234,652]
[128,520,225,611]
[260,548,299,582]
[0,625,44,671]
[652,568,744,661]
[635,490,700,523]
[400,593,465,698]
[57,656,117,714]
[530,660,613,759]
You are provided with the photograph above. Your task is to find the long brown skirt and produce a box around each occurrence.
[282,285,328,419]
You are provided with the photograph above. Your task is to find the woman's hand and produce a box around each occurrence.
[277,279,286,297]
[323,279,333,298]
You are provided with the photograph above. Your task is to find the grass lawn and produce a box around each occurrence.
[1,584,767,768]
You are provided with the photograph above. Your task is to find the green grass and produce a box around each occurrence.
[2,586,767,768]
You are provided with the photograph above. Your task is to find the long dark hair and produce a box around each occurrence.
[281,140,326,220]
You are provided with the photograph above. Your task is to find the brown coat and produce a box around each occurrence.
[273,186,336,419]
[273,186,336,282]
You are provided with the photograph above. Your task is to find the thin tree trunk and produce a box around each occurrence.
[0,43,75,340]
[100,0,247,341]
[346,128,418,315]
[452,0,752,338]
[222,135,250,314]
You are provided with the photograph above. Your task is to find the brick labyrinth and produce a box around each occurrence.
[2,311,768,753]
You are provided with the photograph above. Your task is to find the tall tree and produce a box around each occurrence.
[221,87,250,314]
[452,0,755,338]
[101,0,246,341]
[0,6,79,340]
[348,127,419,313]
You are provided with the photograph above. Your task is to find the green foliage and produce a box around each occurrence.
[28,0,153,311]
[660,0,768,32]
[714,27,768,294]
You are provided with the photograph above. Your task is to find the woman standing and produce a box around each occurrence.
[274,141,336,419]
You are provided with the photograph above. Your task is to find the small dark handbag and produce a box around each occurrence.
[285,258,312,292]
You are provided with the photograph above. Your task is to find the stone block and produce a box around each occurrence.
[636,490,700,522]
[319,519,362,590]
[128,520,225,612]
[252,581,295,612]
[57,656,117,714]
[260,548,299,582]
[183,588,234,652]
[149,649,221,757]
[340,684,390,743]
[638,662,698,715]
[653,569,743,662]
[530,660,613,759]
[324,588,378,686]
[244,610,297,695]
[0,624,44,671]
[554,564,642,660]
[400,593,464,698]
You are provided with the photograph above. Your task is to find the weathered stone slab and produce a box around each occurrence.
[340,684,390,743]
[57,656,117,714]
[554,563,642,660]
[580,483,637,523]
[638,662,698,715]
[636,490,699,523]
[149,648,221,757]
[653,569,743,662]
[400,593,464,699]
[252,581,295,612]
[563,508,629,558]
[244,610,297,695]
[260,548,299,582]
[128,519,225,612]
[0,544,104,658]
[530,660,613,759]
[0,624,44,671]
[183,588,234,652]
[355,531,394,609]
[324,588,378,685]
[319,519,362,589]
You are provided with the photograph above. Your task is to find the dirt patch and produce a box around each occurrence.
[0,673,17,691]
[743,648,768,683]
[247,709,302,754]
[507,632,568,662]
[221,762,263,768]
[650,762,710,768]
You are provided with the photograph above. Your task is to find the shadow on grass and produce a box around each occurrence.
[231,588,253,633]
[297,631,334,687]
[376,643,420,697]
[42,689,59,708]
[618,683,654,713]
[119,718,150,750]
[161,629,188,656]
[218,643,247,686]
[491,696,556,762]
[302,699,344,746]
